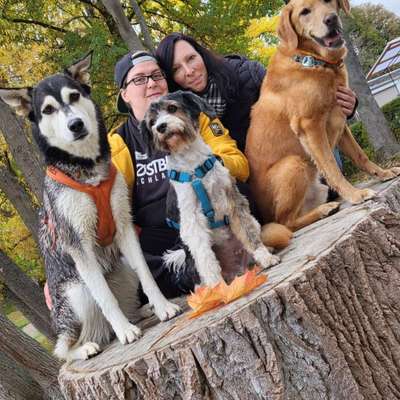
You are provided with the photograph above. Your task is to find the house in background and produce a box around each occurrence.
[367,37,400,107]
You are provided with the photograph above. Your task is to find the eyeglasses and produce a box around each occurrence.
[124,71,166,87]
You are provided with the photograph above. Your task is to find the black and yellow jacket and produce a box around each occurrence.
[109,112,249,191]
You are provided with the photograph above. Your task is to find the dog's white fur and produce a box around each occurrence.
[0,54,181,362]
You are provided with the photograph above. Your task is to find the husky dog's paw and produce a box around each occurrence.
[74,342,101,360]
[254,247,280,269]
[115,322,142,344]
[153,300,182,321]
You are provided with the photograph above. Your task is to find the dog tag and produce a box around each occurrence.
[209,121,224,136]
[302,56,314,68]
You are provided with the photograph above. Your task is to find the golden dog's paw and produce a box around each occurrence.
[347,188,376,204]
[377,167,400,181]
[318,201,340,217]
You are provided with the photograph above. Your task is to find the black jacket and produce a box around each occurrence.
[219,55,266,152]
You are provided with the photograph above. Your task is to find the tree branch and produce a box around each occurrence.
[129,0,154,51]
[0,250,55,341]
[3,17,68,33]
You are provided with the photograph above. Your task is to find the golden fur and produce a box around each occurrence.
[246,0,400,232]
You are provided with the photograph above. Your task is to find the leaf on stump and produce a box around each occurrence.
[187,267,268,318]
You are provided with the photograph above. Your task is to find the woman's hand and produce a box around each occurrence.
[336,86,357,117]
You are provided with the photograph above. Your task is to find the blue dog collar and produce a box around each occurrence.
[292,55,326,68]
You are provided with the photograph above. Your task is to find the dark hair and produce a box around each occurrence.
[155,33,238,101]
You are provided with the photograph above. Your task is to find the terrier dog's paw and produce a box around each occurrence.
[75,342,101,360]
[377,167,400,181]
[347,188,376,204]
[115,322,142,344]
[153,300,182,321]
[254,247,280,269]
[203,271,224,288]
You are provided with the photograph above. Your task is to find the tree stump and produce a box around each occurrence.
[59,178,400,400]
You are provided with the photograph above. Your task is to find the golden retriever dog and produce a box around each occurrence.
[245,0,400,232]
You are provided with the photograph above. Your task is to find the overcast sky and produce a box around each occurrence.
[350,0,400,16]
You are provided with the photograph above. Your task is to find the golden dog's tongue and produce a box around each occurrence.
[324,34,340,47]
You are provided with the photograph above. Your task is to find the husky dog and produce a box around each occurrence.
[0,53,181,361]
[141,91,280,287]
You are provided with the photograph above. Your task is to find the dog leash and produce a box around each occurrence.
[167,155,230,230]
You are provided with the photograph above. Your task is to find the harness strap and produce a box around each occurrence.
[167,155,229,230]
[46,164,117,247]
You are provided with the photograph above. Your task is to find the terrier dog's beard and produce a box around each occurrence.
[156,127,197,153]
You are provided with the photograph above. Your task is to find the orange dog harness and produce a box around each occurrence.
[46,165,117,247]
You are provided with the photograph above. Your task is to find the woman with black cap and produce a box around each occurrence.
[108,50,250,298]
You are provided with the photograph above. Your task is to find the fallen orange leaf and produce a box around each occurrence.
[218,266,268,303]
[187,267,268,318]
[187,285,224,318]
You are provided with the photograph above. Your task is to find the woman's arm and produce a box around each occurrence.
[198,113,249,182]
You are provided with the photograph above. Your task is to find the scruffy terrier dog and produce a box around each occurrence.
[0,53,180,361]
[141,91,280,287]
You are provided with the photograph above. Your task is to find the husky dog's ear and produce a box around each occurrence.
[0,87,33,118]
[178,91,217,120]
[337,0,350,15]
[277,7,298,51]
[65,51,93,85]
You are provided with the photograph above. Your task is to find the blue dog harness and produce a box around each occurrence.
[166,155,230,230]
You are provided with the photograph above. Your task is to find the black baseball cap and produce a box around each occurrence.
[114,50,158,114]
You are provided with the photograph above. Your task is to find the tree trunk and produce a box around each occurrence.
[129,0,154,52]
[100,0,144,52]
[343,30,400,159]
[59,177,400,399]
[0,250,55,341]
[0,351,44,400]
[0,101,44,202]
[0,163,39,243]
[0,313,63,399]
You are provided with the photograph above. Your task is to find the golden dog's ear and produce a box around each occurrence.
[338,0,350,15]
[277,7,298,51]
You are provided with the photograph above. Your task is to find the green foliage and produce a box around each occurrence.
[0,192,44,283]
[343,122,376,177]
[382,97,400,142]
[343,4,400,75]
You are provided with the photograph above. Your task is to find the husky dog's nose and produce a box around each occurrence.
[324,13,338,27]
[68,118,84,133]
[157,122,167,134]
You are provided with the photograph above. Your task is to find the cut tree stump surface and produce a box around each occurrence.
[60,177,400,400]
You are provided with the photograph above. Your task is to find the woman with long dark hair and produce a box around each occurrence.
[155,32,357,153]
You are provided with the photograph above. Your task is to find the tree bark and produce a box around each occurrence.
[0,163,39,243]
[100,0,144,52]
[59,177,400,399]
[343,30,400,159]
[0,351,44,400]
[0,250,55,341]
[0,100,44,202]
[129,0,154,52]
[0,313,63,399]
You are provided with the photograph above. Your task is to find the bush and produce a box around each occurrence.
[342,121,376,177]
[382,96,400,142]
